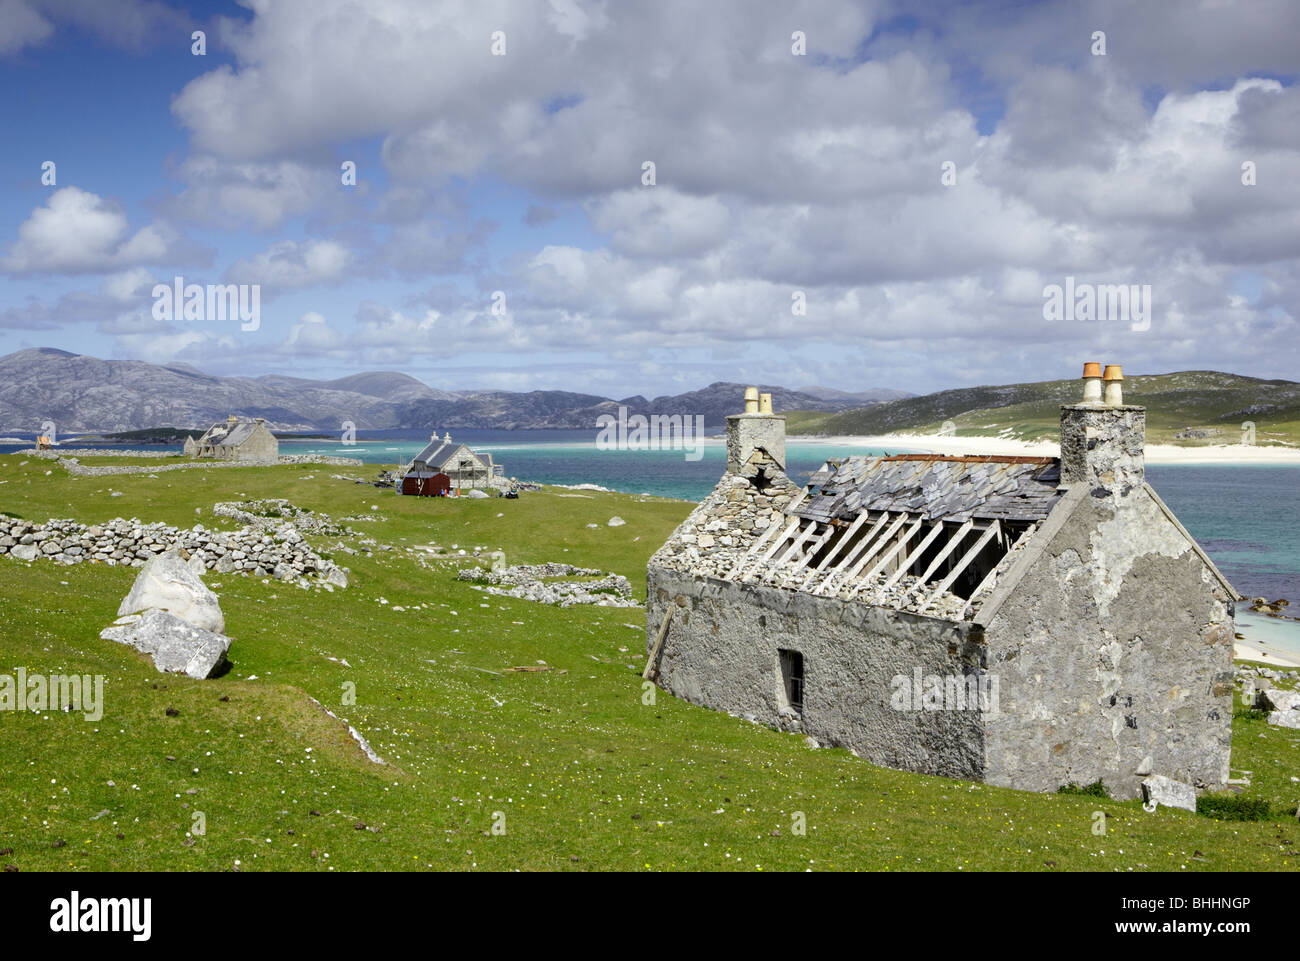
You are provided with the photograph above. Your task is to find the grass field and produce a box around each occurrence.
[1,453,1297,871]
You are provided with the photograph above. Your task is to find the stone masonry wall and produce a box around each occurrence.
[1059,405,1146,495]
[649,448,800,580]
[983,486,1233,798]
[0,512,349,589]
[646,566,990,780]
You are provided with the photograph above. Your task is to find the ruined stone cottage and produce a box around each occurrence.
[187,415,279,464]
[645,370,1238,799]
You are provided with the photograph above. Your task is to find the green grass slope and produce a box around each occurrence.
[787,371,1300,446]
[0,454,1296,871]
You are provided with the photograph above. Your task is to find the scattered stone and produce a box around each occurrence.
[457,562,638,608]
[1258,689,1300,713]
[608,516,626,527]
[1141,774,1197,812]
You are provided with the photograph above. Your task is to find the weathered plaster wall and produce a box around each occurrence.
[646,566,992,782]
[983,487,1233,798]
[237,425,280,465]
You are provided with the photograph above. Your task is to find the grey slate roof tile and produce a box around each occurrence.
[795,455,1063,525]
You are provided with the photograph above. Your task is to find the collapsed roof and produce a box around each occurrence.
[197,419,262,448]
[727,455,1064,621]
[798,454,1063,526]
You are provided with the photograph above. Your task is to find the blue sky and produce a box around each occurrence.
[2,0,1298,398]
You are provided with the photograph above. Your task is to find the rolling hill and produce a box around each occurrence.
[785,371,1300,447]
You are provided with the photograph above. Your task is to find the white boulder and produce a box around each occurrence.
[1259,688,1300,713]
[1141,774,1197,812]
[118,549,225,634]
[101,610,231,680]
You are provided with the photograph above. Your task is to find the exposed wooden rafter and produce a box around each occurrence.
[798,511,873,589]
[960,525,1034,618]
[918,519,1002,613]
[871,519,951,602]
[847,516,925,600]
[815,511,903,596]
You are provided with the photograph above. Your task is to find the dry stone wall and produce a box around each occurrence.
[0,511,349,588]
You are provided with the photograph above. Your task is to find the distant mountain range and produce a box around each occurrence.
[0,348,908,433]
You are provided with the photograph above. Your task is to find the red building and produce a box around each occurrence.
[401,471,451,496]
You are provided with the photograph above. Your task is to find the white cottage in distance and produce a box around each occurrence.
[184,415,279,465]
[400,431,501,494]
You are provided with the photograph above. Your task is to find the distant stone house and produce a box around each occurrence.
[645,370,1239,800]
[188,415,279,465]
[401,433,494,492]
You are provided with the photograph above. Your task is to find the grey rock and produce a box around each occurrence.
[100,610,231,679]
[1259,688,1300,713]
[1141,775,1198,812]
[10,544,38,562]
[118,549,225,634]
[1267,711,1300,729]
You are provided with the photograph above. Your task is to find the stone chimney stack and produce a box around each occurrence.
[726,385,786,474]
[1059,363,1145,496]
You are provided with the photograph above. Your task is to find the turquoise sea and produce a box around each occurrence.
[288,429,1300,659]
[6,428,1298,658]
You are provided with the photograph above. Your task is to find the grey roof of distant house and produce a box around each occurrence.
[795,455,1064,525]
[412,439,460,469]
[411,439,490,472]
[198,419,261,448]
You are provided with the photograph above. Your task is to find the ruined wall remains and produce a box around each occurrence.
[982,486,1234,798]
[646,566,991,781]
[236,424,280,464]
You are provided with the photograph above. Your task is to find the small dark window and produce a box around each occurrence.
[779,649,804,714]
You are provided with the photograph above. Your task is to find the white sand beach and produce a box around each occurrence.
[796,432,1300,465]
[1234,640,1300,667]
